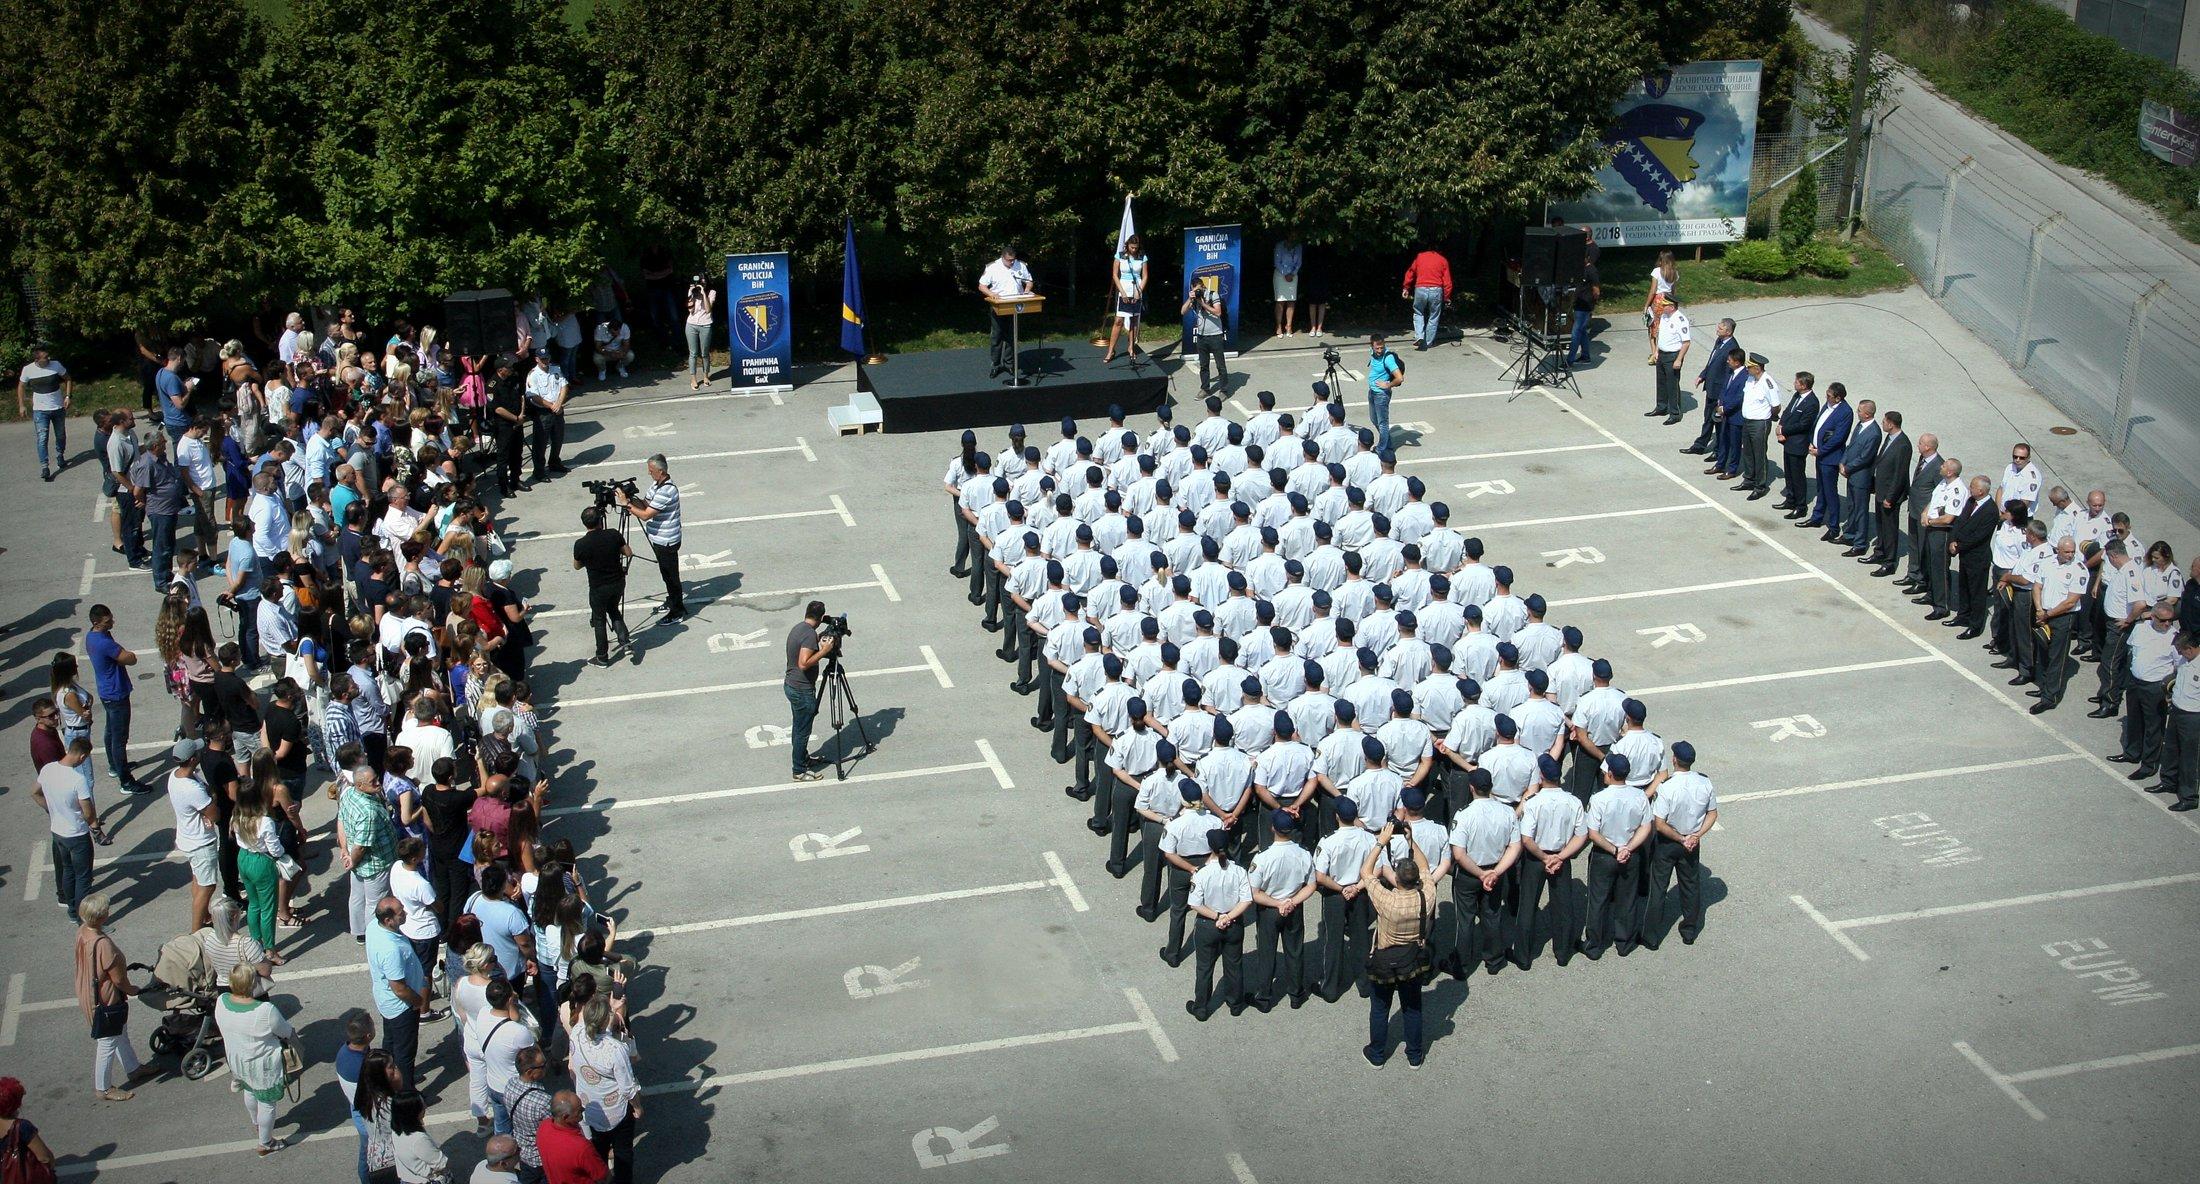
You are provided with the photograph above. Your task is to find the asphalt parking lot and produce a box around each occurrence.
[1,284,2195,1182]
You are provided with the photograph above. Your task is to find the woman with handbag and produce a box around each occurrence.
[1359,822,1438,1067]
[0,1077,57,1184]
[571,995,641,1184]
[72,894,156,1101]
[211,962,296,1156]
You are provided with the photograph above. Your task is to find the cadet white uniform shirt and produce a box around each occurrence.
[1188,861,1253,913]
[1250,842,1315,901]
[1654,770,1718,835]
[1448,798,1521,868]
[1518,790,1587,853]
[1480,742,1536,804]
[1314,826,1376,885]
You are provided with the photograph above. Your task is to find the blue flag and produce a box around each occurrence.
[840,219,867,356]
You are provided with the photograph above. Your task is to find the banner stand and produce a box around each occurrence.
[726,251,795,394]
[1182,224,1244,359]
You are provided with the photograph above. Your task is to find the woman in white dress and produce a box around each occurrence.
[1104,235,1150,365]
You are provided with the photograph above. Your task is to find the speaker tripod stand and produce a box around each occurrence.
[1501,288,1581,402]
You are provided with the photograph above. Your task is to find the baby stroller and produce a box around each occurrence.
[131,930,223,1081]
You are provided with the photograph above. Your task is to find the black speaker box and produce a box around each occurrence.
[443,288,515,357]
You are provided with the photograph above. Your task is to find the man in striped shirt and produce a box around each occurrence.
[618,455,686,622]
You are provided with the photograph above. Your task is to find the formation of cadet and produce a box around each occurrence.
[944,392,1720,1019]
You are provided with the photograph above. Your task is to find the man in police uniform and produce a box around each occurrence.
[1514,756,1587,968]
[1446,767,1519,978]
[616,454,685,622]
[2029,536,2090,714]
[2116,601,2179,782]
[1643,741,1717,948]
[488,355,528,494]
[1582,752,1653,958]
[1311,796,1376,1001]
[2152,629,2199,811]
[1249,810,1317,1010]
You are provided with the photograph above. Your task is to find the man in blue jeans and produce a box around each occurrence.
[785,600,839,782]
[84,604,152,794]
[1365,335,1405,451]
[128,430,186,592]
[17,342,72,480]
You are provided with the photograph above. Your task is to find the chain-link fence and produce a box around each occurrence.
[1751,131,1850,238]
[1864,124,2200,528]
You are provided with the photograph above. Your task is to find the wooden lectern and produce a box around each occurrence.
[987,292,1044,387]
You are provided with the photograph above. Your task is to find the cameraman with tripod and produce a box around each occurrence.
[784,601,840,782]
[572,506,632,668]
[615,455,685,622]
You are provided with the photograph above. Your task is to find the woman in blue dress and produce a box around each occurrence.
[1104,234,1149,365]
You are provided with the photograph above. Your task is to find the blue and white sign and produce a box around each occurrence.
[726,251,793,392]
[1182,224,1243,354]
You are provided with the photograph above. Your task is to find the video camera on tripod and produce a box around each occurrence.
[584,476,640,510]
[817,611,854,658]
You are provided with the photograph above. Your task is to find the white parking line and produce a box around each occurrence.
[1546,572,1815,608]
[1044,850,1089,912]
[1123,986,1180,1063]
[549,657,934,710]
[1389,388,1513,406]
[516,502,849,542]
[1538,389,2200,836]
[1788,895,1873,962]
[0,975,21,1049]
[533,574,892,621]
[78,555,95,597]
[1629,655,1937,696]
[1412,442,1621,465]
[572,440,814,470]
[1952,1041,2048,1121]
[541,743,1002,817]
[577,387,788,414]
[1949,1039,2200,1121]
[920,643,953,688]
[1721,753,2085,804]
[1792,871,2200,965]
[1228,1152,1262,1184]
[1464,503,1711,532]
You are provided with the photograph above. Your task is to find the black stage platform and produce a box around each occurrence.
[860,339,1173,433]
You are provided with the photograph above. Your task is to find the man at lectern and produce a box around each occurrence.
[981,246,1034,380]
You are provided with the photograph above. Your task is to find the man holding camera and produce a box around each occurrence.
[784,601,839,782]
[571,507,631,668]
[1181,282,1229,397]
[616,455,686,622]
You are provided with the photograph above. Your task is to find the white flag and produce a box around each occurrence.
[1115,194,1136,254]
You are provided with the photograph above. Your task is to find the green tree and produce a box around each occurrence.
[259,0,612,315]
[1778,162,1820,251]
[0,0,271,337]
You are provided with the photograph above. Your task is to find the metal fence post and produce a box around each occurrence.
[2013,212,2063,370]
[1928,155,1974,297]
[2111,281,2166,457]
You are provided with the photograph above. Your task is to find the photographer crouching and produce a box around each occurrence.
[784,601,842,782]
[614,454,686,622]
[571,504,632,667]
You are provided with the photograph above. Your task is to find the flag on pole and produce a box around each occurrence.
[840,218,867,357]
[1115,194,1137,253]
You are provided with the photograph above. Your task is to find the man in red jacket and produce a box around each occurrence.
[1402,247,1453,351]
[538,1091,609,1184]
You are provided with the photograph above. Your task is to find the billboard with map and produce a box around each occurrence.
[1552,60,1764,248]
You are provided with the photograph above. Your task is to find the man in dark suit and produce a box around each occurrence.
[1681,318,1741,456]
[1864,410,1912,569]
[1951,475,1999,632]
[1776,373,1819,518]
[1804,382,1854,534]
[1893,433,1940,582]
[1837,399,1882,550]
[1708,350,1748,481]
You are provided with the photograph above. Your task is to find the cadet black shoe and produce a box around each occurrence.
[1064,785,1093,800]
[949,566,970,578]
[2106,752,2137,764]
[1484,960,1507,976]
[588,655,613,668]
[1924,609,1949,621]
[1228,998,1249,1017]
[2145,784,2173,794]
[1105,861,1131,878]
[1747,489,1769,500]
[2170,801,2197,812]
[1957,628,1982,640]
[2087,706,2117,718]
[1159,948,1184,968]
[1185,1001,1209,1022]
[1288,993,1310,1009]
[980,620,1002,632]
[2028,701,2052,714]
[1136,905,1161,922]
[1253,997,1277,1014]
[1028,715,1049,729]
[2128,767,2157,781]
[1009,681,1036,694]
[1681,932,1698,945]
[1085,818,1110,836]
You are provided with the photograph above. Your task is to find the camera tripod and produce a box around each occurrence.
[819,652,876,781]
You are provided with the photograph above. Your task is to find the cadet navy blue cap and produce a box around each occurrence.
[1396,609,1417,630]
[1046,559,1064,581]
[1178,509,1197,528]
[1259,526,1279,546]
[1271,808,1297,833]
[1431,573,1450,593]
[1406,476,1425,497]
[1227,571,1248,591]
[1200,536,1220,558]
[1138,453,1156,471]
[1193,608,1214,628]
[1468,768,1493,792]
[1493,565,1514,584]
[1335,700,1356,722]
[1525,668,1549,692]
[1356,646,1379,669]
[1284,559,1304,577]
[1083,626,1102,644]
[1231,500,1251,519]
[1313,520,1333,539]
[1538,754,1563,781]
[1494,713,1518,738]
[1301,439,1320,457]
[1347,487,1366,505]
[1464,604,1483,622]
[1432,501,1450,520]
[1241,674,1263,695]
[1160,641,1181,663]
[1402,543,1422,562]
[1174,424,1190,442]
[1213,716,1235,742]
[1373,583,1394,603]
[1100,556,1118,577]
[1155,479,1173,499]
[1592,658,1614,679]
[1179,779,1203,800]
[1103,489,1121,509]
[1464,537,1484,557]
[1623,697,1647,723]
[1287,493,1309,513]
[1122,429,1138,446]
[1333,797,1359,821]
[1303,660,1324,685]
[1126,696,1147,719]
[1214,472,1232,490]
[1155,738,1178,762]
[1458,677,1481,699]
[1361,734,1385,760]
[1182,678,1203,703]
[1117,583,1135,602]
[1390,687,1413,713]
[1108,404,1125,421]
[992,476,1009,496]
[1009,422,1026,437]
[1026,445,1042,461]
[1076,436,1093,455]
[1022,530,1039,549]
[1157,403,1174,420]
[1371,513,1390,534]
[1672,740,1697,764]
[1311,589,1331,607]
[1140,617,1159,637]
[1075,523,1093,542]
[1062,592,1082,610]
[1326,462,1346,481]
[1377,448,1397,464]
[1172,574,1192,594]
[1524,593,1546,614]
[1102,654,1123,678]
[1430,643,1453,667]
[961,429,977,443]
[1190,444,1208,463]
[1060,416,1077,435]
[1273,710,1295,737]
[1401,786,1427,809]
[1312,380,1331,397]
[1562,625,1584,647]
[1604,752,1632,780]
[1496,641,1519,663]
[1205,827,1229,851]
[1005,498,1023,517]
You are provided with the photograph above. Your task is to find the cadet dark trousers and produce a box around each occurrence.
[1564,744,1603,805]
[1781,449,1808,507]
[1072,725,1100,795]
[2035,612,2077,707]
[980,561,1004,627]
[1036,662,1063,736]
[967,549,988,603]
[1583,848,1642,955]
[1107,774,1140,868]
[1653,351,1681,415]
[1645,835,1704,943]
[1050,689,1076,764]
[1190,915,1246,1015]
[1092,752,1121,829]
[1452,867,1510,971]
[1316,887,1372,999]
[2161,706,2199,806]
[949,501,973,573]
[2096,623,2131,709]
[528,412,564,476]
[1138,821,1169,914]
[1515,857,1576,963]
[1253,904,1306,1003]
[2007,589,2037,677]
[1161,864,1195,961]
[2120,677,2167,765]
